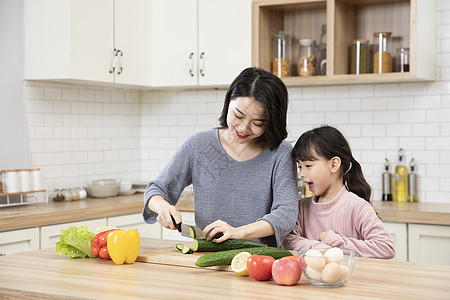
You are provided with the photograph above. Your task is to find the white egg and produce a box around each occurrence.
[324,247,344,263]
[305,249,325,270]
[338,264,350,281]
[322,262,341,283]
[306,266,322,281]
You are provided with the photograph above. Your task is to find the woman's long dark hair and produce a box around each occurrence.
[218,67,288,150]
[292,125,372,202]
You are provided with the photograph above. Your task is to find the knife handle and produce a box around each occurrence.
[170,215,182,232]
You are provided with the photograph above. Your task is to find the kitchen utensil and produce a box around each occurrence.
[171,215,204,238]
[85,179,121,198]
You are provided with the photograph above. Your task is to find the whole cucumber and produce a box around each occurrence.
[193,238,267,252]
[195,247,293,267]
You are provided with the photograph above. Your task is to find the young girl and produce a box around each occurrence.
[143,67,298,247]
[282,125,395,259]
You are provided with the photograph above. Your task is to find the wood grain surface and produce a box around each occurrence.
[0,238,449,300]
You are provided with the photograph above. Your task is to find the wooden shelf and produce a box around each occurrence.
[252,0,436,86]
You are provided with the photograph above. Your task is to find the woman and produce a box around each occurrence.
[142,67,298,247]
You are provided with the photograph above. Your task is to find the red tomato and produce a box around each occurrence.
[91,246,100,257]
[99,246,111,260]
[246,254,275,281]
[98,229,117,247]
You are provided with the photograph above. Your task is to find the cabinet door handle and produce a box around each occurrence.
[110,49,118,74]
[116,49,123,75]
[189,52,195,77]
[199,52,205,77]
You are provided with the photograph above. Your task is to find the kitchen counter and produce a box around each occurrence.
[0,238,449,299]
[0,191,194,232]
[1,190,450,232]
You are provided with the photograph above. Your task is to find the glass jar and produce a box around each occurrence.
[78,187,87,199]
[351,39,369,75]
[50,189,65,202]
[71,188,80,201]
[61,189,72,201]
[272,31,291,77]
[373,32,392,73]
[395,47,410,72]
[297,39,317,77]
[318,25,327,75]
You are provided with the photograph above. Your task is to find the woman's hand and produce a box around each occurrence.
[148,195,181,230]
[203,220,242,243]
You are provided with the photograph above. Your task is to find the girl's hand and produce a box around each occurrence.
[318,231,329,242]
[203,220,241,243]
[156,204,182,230]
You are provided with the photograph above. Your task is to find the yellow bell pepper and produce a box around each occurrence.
[107,229,140,265]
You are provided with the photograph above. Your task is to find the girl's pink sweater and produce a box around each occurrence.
[282,186,395,259]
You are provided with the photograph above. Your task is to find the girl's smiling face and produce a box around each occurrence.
[226,97,266,144]
[297,148,337,199]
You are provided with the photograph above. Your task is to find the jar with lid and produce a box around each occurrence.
[71,187,80,201]
[3,170,19,193]
[297,39,317,77]
[395,47,410,72]
[77,187,87,199]
[373,32,392,73]
[351,39,369,75]
[272,31,291,78]
[30,168,43,191]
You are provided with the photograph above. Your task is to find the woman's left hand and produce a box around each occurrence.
[203,220,241,243]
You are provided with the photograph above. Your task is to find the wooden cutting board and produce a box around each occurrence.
[136,246,232,272]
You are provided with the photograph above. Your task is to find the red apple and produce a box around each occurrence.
[271,258,302,286]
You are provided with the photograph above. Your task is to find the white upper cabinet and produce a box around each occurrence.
[25,0,152,87]
[150,0,252,88]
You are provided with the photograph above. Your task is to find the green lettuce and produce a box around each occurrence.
[55,226,95,259]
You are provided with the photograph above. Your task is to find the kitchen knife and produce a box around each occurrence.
[171,215,205,239]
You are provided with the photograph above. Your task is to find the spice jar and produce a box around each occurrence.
[297,39,317,77]
[19,169,32,192]
[373,32,392,73]
[272,31,291,77]
[351,39,369,75]
[395,47,410,72]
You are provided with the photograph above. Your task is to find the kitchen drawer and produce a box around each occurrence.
[0,228,39,255]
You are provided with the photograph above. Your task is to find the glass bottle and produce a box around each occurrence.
[394,148,408,202]
[318,25,327,75]
[382,158,392,201]
[351,39,369,75]
[408,158,418,202]
[272,31,291,78]
[297,39,317,77]
[373,32,392,74]
[395,47,410,72]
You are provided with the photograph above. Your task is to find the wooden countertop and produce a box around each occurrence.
[0,238,449,299]
[372,201,450,226]
[1,190,449,233]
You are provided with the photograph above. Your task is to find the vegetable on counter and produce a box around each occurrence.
[56,226,97,259]
[91,229,119,260]
[193,238,268,252]
[107,229,140,265]
[195,247,293,267]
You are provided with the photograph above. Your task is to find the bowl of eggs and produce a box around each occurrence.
[298,248,358,288]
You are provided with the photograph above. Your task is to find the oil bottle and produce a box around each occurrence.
[382,158,392,201]
[408,158,419,202]
[394,148,408,202]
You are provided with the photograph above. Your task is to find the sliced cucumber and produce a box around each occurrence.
[181,245,193,254]
[175,243,184,252]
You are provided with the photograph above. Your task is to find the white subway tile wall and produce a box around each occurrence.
[25,1,450,203]
[25,81,142,189]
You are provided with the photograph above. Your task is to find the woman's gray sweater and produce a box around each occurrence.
[143,129,299,247]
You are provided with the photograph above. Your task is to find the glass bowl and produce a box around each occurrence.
[298,248,358,288]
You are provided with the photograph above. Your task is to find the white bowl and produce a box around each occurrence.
[120,181,133,192]
[85,179,121,198]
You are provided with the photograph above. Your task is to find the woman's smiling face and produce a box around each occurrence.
[226,97,266,144]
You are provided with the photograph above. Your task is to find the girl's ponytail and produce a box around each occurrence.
[344,158,371,202]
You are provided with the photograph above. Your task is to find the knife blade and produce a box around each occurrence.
[171,215,205,239]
